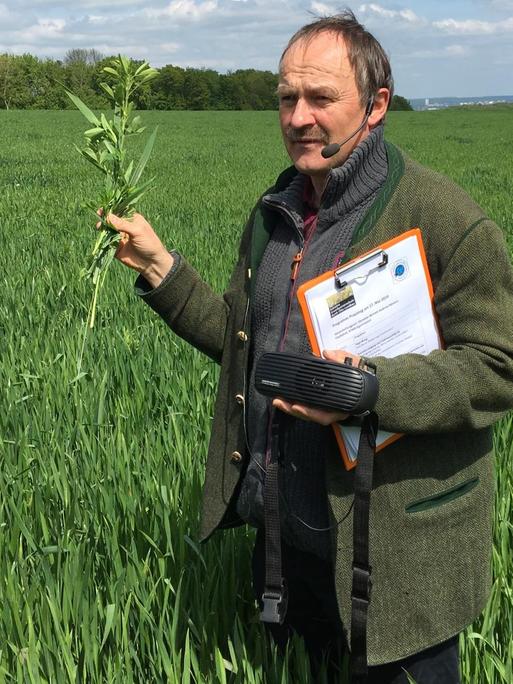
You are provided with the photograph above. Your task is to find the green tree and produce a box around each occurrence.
[151,65,187,109]
[0,54,21,109]
[63,49,103,108]
[32,59,68,109]
[218,73,245,110]
[389,95,413,111]
[2,54,42,108]
[184,68,212,110]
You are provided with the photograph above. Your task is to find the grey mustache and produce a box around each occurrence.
[286,128,329,143]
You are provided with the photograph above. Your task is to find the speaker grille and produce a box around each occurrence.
[255,352,377,414]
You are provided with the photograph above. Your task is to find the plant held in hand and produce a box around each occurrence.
[67,56,158,369]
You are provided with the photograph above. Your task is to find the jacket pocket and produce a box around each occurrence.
[405,477,479,513]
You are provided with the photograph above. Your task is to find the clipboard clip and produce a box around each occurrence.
[335,250,389,289]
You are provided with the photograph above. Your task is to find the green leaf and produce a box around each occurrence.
[69,371,88,384]
[65,91,100,126]
[135,61,150,75]
[100,604,116,651]
[102,66,119,77]
[100,82,115,98]
[100,113,117,143]
[131,115,142,129]
[124,161,134,184]
[84,127,104,138]
[130,127,158,186]
[120,55,130,74]
[141,71,158,83]
[77,146,105,172]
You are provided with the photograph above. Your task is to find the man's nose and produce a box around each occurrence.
[289,98,316,128]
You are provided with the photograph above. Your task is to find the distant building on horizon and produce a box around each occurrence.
[409,94,513,111]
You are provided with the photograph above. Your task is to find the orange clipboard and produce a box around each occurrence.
[297,228,442,470]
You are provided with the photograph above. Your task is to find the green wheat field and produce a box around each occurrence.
[1,107,512,682]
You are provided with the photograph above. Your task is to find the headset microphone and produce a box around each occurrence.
[321,97,375,159]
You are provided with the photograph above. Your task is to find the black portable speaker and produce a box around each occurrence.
[255,352,378,415]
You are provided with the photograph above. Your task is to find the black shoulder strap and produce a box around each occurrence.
[350,411,378,683]
[260,413,288,624]
[260,408,379,684]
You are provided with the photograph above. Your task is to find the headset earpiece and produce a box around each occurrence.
[365,97,375,117]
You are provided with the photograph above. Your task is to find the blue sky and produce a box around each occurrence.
[1,1,512,98]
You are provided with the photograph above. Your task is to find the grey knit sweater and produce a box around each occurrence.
[236,126,388,559]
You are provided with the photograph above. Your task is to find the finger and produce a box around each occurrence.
[292,403,351,425]
[96,208,105,229]
[322,349,345,362]
[273,398,348,425]
[106,212,137,236]
[272,398,292,412]
[272,398,312,422]
[323,348,361,366]
[272,398,307,419]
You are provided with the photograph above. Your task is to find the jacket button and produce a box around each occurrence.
[235,394,245,406]
[230,451,243,463]
[237,330,248,342]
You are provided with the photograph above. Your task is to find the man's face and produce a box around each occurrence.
[278,32,368,179]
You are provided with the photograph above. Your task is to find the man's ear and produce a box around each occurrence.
[369,88,391,126]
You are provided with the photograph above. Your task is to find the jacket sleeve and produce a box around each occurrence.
[369,219,513,433]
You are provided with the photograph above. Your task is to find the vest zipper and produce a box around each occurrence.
[260,200,319,466]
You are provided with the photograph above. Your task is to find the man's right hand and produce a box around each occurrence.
[99,212,174,289]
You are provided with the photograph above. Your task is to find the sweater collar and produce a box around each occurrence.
[263,125,388,232]
[321,124,388,218]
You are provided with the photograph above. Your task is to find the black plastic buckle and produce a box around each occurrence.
[358,357,377,375]
[260,581,288,624]
[352,563,372,602]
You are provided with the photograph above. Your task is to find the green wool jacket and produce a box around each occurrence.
[138,142,513,665]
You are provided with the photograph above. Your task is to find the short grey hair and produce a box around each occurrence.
[280,9,394,107]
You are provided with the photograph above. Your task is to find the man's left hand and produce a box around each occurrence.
[272,349,361,425]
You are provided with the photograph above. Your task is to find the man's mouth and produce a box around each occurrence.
[292,139,323,144]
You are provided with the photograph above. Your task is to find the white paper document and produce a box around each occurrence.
[299,231,442,464]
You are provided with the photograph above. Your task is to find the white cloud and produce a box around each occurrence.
[17,18,66,41]
[310,1,336,14]
[159,42,181,52]
[359,3,423,24]
[146,0,218,20]
[172,56,236,68]
[433,16,513,35]
[87,15,106,24]
[445,44,468,56]
[491,0,513,9]
[410,44,469,60]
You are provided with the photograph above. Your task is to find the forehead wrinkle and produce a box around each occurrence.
[277,82,340,97]
[280,32,352,77]
[280,51,354,86]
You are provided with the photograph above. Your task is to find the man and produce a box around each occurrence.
[104,11,513,684]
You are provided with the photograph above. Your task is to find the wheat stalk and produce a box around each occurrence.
[66,55,158,373]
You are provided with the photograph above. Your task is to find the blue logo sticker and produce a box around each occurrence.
[392,259,409,281]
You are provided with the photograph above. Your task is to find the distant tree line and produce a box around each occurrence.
[0,49,412,111]
[0,49,278,111]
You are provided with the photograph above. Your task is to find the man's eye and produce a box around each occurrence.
[280,95,295,103]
